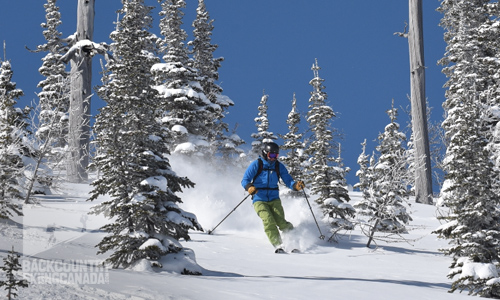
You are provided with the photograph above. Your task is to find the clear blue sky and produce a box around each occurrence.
[0,1,447,188]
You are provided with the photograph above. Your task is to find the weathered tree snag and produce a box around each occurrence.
[408,0,433,204]
[67,0,94,183]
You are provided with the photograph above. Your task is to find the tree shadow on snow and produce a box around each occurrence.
[250,275,450,289]
[318,233,441,256]
[364,244,441,256]
[201,270,449,289]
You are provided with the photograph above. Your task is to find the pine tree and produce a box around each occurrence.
[152,0,214,157]
[305,59,354,240]
[0,59,27,219]
[90,0,202,271]
[0,247,28,300]
[355,101,412,248]
[250,92,277,158]
[190,0,234,158]
[434,0,500,296]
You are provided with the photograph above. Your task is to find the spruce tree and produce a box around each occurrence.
[217,126,246,170]
[434,0,500,296]
[190,0,234,158]
[478,3,500,193]
[355,101,412,247]
[250,92,278,158]
[305,59,354,240]
[0,247,28,300]
[35,0,69,152]
[22,0,70,202]
[279,93,306,183]
[0,59,26,219]
[353,139,370,200]
[374,101,411,232]
[152,0,214,157]
[434,91,500,296]
[90,0,202,270]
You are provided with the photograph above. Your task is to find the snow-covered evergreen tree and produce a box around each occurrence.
[217,126,246,170]
[35,0,69,153]
[353,139,370,200]
[405,125,416,195]
[355,101,412,247]
[434,91,500,296]
[0,247,28,299]
[90,0,202,271]
[375,102,411,227]
[0,59,27,219]
[434,1,500,296]
[279,93,306,183]
[250,92,277,158]
[152,0,216,157]
[21,0,70,201]
[190,0,234,158]
[305,59,354,240]
[478,3,500,194]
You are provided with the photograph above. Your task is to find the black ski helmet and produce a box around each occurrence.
[262,142,280,159]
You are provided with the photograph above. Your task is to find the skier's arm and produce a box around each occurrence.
[241,160,259,191]
[278,163,296,190]
[279,163,305,191]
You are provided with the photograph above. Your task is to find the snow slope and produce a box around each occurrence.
[0,163,472,299]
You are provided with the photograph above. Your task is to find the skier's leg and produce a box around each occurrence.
[253,201,282,247]
[269,199,293,232]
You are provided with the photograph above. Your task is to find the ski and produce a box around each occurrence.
[274,248,301,254]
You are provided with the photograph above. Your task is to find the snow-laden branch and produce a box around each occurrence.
[60,39,111,64]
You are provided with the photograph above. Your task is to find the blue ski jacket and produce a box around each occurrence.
[241,158,296,204]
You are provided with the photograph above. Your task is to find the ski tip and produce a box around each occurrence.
[291,249,301,253]
[274,248,286,254]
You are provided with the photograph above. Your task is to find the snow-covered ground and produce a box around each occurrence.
[0,161,472,300]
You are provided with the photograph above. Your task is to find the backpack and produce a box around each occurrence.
[252,158,281,185]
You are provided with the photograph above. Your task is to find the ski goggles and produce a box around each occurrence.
[267,152,279,159]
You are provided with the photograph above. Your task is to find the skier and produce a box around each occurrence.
[241,142,305,253]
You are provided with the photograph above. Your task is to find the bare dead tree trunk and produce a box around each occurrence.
[67,0,94,183]
[408,0,433,204]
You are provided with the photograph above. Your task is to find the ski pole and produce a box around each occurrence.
[207,193,252,235]
[302,189,325,240]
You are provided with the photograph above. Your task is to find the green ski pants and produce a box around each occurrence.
[253,199,293,247]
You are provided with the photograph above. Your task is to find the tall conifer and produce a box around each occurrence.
[280,93,306,183]
[0,59,27,219]
[190,0,234,157]
[35,0,69,152]
[250,92,277,158]
[355,101,412,248]
[90,0,202,270]
[305,59,353,240]
[152,0,214,157]
[435,0,500,296]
